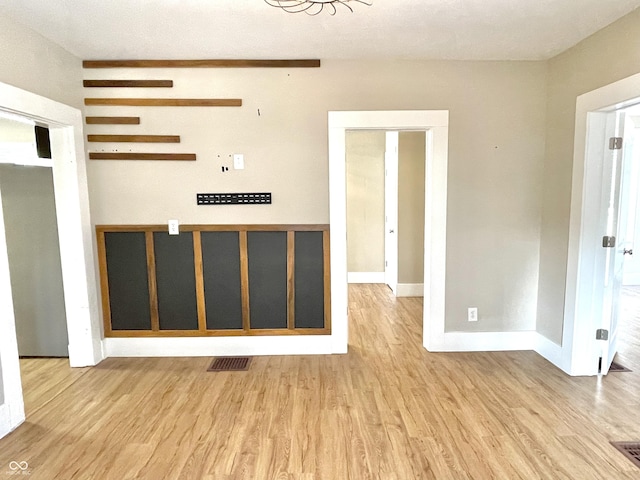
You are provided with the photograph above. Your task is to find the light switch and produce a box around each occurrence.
[233,154,244,170]
[168,219,179,235]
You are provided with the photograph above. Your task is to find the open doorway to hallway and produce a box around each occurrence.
[345,130,426,298]
[0,115,68,358]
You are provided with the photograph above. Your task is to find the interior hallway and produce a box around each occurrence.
[1,283,640,479]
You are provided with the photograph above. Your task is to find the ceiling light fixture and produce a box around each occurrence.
[264,0,372,15]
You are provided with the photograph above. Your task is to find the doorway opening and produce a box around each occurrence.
[328,110,449,353]
[0,115,68,358]
[345,130,427,298]
[563,70,640,376]
[0,81,102,440]
[612,111,640,372]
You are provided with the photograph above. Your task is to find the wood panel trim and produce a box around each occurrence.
[323,230,332,332]
[96,230,113,336]
[287,231,295,330]
[84,98,242,107]
[146,232,160,331]
[96,224,330,233]
[86,116,140,125]
[104,328,330,338]
[83,59,321,69]
[88,135,180,143]
[239,231,250,332]
[90,153,196,161]
[193,232,207,333]
[83,80,173,88]
[97,225,331,337]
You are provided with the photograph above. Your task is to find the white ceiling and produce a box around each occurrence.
[0,0,639,61]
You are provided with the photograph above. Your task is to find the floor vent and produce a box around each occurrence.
[208,357,251,372]
[611,442,640,468]
[610,361,632,373]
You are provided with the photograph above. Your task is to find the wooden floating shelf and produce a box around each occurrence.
[86,116,141,125]
[89,152,196,161]
[83,80,173,88]
[84,98,242,107]
[83,59,321,69]
[88,135,180,143]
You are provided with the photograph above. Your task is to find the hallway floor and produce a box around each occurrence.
[1,284,640,479]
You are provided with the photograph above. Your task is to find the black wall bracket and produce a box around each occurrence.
[197,192,272,205]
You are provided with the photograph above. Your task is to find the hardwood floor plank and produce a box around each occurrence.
[3,284,640,478]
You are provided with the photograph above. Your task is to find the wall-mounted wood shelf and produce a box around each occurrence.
[89,152,196,161]
[83,80,173,88]
[85,98,242,107]
[83,59,321,69]
[88,135,180,143]
[86,116,141,125]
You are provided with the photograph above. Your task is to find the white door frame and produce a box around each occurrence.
[563,72,640,376]
[384,131,399,295]
[328,110,449,353]
[0,82,103,439]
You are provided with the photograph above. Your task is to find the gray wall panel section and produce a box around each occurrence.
[105,232,151,330]
[248,231,287,329]
[154,232,198,330]
[294,232,325,329]
[201,232,243,329]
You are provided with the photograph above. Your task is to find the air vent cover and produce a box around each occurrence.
[207,357,251,372]
[611,442,640,469]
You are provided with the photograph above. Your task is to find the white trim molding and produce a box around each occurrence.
[105,336,333,358]
[396,283,424,297]
[329,110,449,355]
[427,331,536,352]
[348,272,385,283]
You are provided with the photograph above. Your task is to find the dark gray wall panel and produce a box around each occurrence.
[201,232,243,329]
[105,232,151,330]
[154,232,198,330]
[248,231,287,329]
[294,231,325,329]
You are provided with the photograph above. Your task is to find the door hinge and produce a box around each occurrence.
[596,329,609,340]
[609,137,623,150]
[602,235,616,248]
[385,260,388,267]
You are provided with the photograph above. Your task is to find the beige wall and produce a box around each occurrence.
[84,60,547,333]
[398,131,425,285]
[537,9,640,343]
[0,13,82,108]
[346,130,385,273]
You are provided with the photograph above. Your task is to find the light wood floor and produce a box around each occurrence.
[2,284,640,479]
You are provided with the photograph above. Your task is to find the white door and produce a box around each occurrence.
[384,131,398,295]
[598,111,634,375]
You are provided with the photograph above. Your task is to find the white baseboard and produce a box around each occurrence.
[397,283,424,297]
[104,335,334,358]
[425,330,571,374]
[533,333,567,373]
[425,331,536,352]
[0,403,24,440]
[347,272,385,283]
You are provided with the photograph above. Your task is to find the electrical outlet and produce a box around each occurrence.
[468,307,478,322]
[233,153,244,170]
[168,219,179,235]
